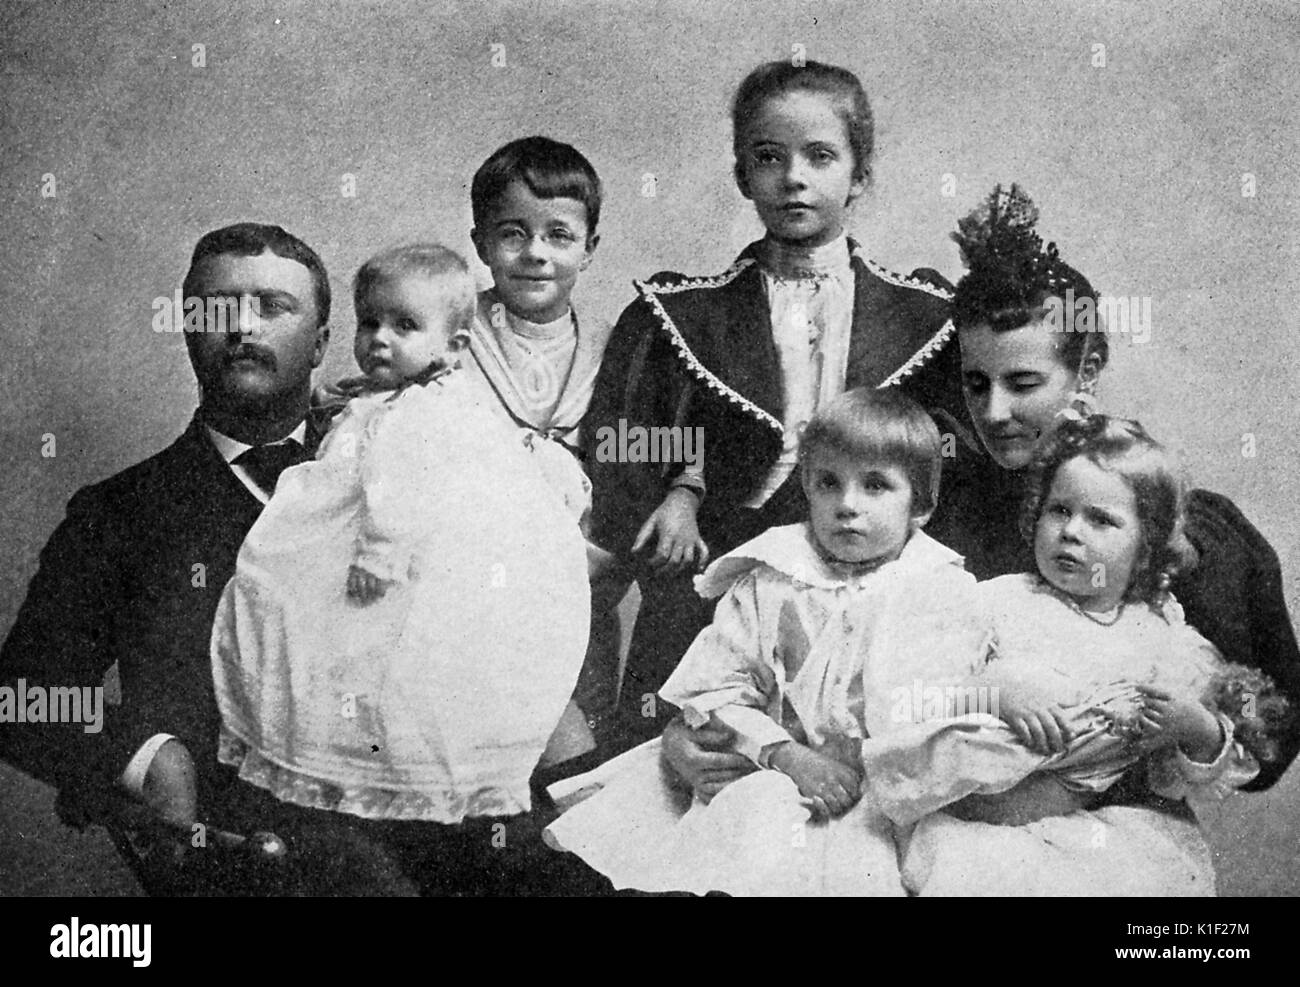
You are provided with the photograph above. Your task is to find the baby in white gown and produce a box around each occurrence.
[211,244,589,823]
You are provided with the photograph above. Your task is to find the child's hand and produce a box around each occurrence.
[996,685,1072,754]
[769,742,862,819]
[1134,685,1223,762]
[312,377,370,413]
[632,488,709,574]
[817,734,864,776]
[347,564,391,604]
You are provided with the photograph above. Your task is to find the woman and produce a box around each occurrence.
[929,185,1299,795]
[662,185,1299,862]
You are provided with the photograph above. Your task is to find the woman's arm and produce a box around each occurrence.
[1178,489,1300,788]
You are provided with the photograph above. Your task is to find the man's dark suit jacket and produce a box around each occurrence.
[0,412,307,831]
[0,410,606,896]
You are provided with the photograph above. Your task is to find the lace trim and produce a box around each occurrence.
[638,249,955,426]
[855,249,954,300]
[638,259,784,436]
[641,256,758,295]
[218,730,529,824]
[879,318,957,388]
[850,246,956,388]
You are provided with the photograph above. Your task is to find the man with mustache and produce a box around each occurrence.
[0,223,369,892]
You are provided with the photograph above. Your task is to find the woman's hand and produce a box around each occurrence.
[995,684,1072,754]
[632,489,709,574]
[1135,685,1223,762]
[660,715,754,802]
[769,742,862,819]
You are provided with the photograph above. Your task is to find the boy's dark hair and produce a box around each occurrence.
[952,184,1108,377]
[798,387,943,515]
[471,136,602,235]
[352,243,477,337]
[1020,414,1196,605]
[732,60,875,186]
[182,222,331,328]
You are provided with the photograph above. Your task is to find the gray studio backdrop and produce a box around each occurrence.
[1,0,1297,894]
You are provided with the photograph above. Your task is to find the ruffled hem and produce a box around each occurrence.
[218,731,529,824]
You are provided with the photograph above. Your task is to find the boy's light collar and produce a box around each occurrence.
[487,292,574,339]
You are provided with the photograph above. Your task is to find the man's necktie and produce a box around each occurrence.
[234,439,309,495]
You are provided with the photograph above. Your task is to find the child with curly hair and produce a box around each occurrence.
[864,414,1290,896]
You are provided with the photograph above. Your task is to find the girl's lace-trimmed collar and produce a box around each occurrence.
[756,235,853,283]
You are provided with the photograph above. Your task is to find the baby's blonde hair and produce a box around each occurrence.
[352,243,477,338]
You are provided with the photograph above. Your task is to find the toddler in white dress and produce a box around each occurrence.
[862,415,1286,895]
[544,389,988,895]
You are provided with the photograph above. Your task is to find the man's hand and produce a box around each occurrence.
[769,742,862,819]
[660,714,754,802]
[632,489,709,575]
[140,738,198,829]
[347,564,390,603]
[1135,685,1223,762]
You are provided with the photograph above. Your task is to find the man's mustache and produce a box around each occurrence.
[222,344,276,370]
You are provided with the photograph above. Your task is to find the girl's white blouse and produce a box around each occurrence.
[744,237,856,507]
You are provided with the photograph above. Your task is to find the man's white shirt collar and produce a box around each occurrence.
[206,420,309,503]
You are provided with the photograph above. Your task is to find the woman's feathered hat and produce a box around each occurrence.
[951,184,1093,329]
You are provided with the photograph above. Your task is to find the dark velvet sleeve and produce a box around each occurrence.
[1176,488,1300,790]
[583,289,687,558]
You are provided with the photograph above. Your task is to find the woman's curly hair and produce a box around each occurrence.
[951,183,1108,374]
[1020,414,1197,606]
